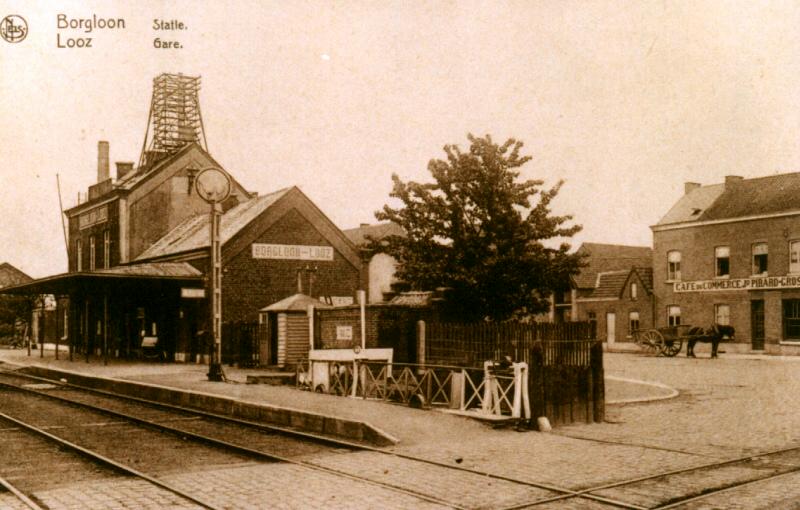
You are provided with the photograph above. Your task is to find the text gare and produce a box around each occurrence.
[56,14,126,49]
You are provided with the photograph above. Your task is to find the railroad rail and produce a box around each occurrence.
[6,367,797,508]
[0,411,217,510]
[0,367,640,509]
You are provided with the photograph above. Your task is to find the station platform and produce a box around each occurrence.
[0,347,673,449]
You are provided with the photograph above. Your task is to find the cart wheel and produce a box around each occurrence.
[662,339,682,357]
[639,330,664,356]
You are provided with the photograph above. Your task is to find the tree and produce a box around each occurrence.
[372,134,583,321]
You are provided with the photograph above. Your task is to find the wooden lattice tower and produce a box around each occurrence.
[139,73,208,168]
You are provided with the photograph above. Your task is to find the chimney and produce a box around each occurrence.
[724,175,743,188]
[684,182,701,195]
[115,162,134,180]
[97,141,110,183]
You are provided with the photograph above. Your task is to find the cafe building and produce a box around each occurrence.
[653,173,800,354]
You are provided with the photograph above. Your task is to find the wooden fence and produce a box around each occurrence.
[221,321,265,368]
[423,321,603,427]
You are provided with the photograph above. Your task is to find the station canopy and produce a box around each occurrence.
[0,262,203,296]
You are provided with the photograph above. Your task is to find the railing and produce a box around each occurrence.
[298,359,531,419]
[425,321,594,367]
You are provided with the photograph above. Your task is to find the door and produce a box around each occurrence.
[751,300,765,350]
[606,312,616,344]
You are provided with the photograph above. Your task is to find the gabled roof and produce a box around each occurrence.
[573,243,653,289]
[136,188,291,260]
[93,262,201,277]
[260,293,329,312]
[632,267,653,294]
[0,263,32,288]
[591,270,629,299]
[66,143,250,215]
[657,184,724,225]
[342,222,405,246]
[656,172,800,226]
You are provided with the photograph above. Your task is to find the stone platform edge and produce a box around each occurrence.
[15,365,399,447]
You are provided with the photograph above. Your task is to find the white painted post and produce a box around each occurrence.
[307,304,315,378]
[307,304,315,352]
[512,363,522,418]
[521,363,531,420]
[358,290,366,351]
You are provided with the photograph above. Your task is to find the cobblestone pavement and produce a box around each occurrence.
[0,493,30,510]
[559,354,800,458]
[675,470,800,509]
[161,463,447,510]
[30,478,202,510]
[4,351,800,508]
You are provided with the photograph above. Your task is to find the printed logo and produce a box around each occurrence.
[0,15,27,43]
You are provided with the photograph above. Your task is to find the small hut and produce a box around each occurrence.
[259,294,329,368]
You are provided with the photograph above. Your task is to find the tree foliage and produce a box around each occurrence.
[373,134,583,321]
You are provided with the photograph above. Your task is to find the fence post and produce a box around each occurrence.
[416,320,426,372]
[528,343,545,429]
[307,305,315,353]
[591,341,605,423]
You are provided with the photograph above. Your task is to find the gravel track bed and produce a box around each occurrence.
[0,387,260,476]
[0,416,122,492]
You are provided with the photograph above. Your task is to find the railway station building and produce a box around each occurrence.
[0,73,363,364]
[653,173,800,354]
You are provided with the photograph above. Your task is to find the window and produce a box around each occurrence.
[667,251,681,281]
[715,246,730,278]
[587,311,597,335]
[791,241,800,274]
[714,304,730,326]
[752,243,768,275]
[667,305,681,327]
[103,230,110,269]
[89,236,96,271]
[784,300,800,341]
[631,282,638,300]
[629,311,640,335]
[76,238,82,271]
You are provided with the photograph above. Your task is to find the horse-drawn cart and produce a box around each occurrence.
[634,324,734,358]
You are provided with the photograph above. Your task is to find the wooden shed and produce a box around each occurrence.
[259,293,329,368]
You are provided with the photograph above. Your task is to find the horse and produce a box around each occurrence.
[686,324,735,358]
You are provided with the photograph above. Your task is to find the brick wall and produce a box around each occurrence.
[221,208,361,323]
[653,214,800,348]
[576,272,654,343]
[68,199,121,272]
[315,304,436,363]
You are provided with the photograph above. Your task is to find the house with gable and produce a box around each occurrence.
[553,242,654,346]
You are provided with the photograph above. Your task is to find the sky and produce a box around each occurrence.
[1,1,800,278]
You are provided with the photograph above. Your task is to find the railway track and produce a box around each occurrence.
[3,367,798,509]
[0,410,216,510]
[0,368,639,509]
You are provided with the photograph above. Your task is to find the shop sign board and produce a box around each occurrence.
[675,275,800,293]
[252,243,333,261]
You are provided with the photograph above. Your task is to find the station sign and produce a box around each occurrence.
[181,288,206,298]
[675,275,800,293]
[252,243,334,261]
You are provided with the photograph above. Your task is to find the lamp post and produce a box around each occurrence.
[194,167,231,382]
